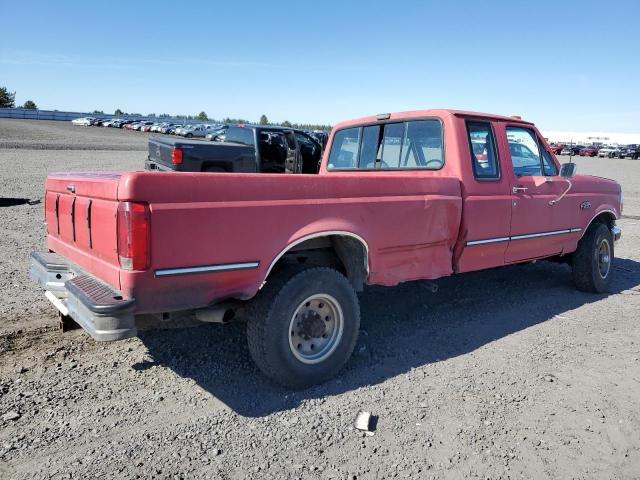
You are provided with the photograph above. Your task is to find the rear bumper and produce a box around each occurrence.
[30,251,137,341]
[144,159,173,171]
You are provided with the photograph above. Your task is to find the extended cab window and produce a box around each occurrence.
[467,121,499,179]
[328,119,443,170]
[328,127,360,169]
[402,120,443,169]
[506,127,542,176]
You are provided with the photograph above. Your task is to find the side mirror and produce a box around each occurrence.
[560,163,577,178]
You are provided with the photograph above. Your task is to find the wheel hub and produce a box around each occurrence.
[598,238,611,278]
[299,311,326,339]
[288,294,344,365]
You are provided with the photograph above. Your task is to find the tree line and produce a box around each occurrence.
[0,86,37,109]
[0,85,332,131]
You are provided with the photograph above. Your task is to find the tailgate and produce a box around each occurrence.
[44,172,122,289]
[148,137,176,169]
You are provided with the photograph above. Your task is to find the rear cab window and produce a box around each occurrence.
[328,119,443,170]
[222,127,256,146]
[466,121,499,180]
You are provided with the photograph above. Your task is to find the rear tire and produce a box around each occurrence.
[572,222,614,293]
[246,267,360,389]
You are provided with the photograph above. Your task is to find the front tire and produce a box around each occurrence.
[246,267,360,389]
[572,222,614,293]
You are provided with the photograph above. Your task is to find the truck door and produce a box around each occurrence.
[283,131,300,173]
[504,125,566,262]
[456,120,512,273]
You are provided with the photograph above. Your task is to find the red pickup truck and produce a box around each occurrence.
[31,110,623,388]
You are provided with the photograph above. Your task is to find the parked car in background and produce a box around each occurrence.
[560,145,583,155]
[204,125,229,141]
[548,144,565,155]
[112,119,134,128]
[174,125,192,136]
[134,121,154,131]
[310,131,329,149]
[160,123,180,134]
[180,124,217,138]
[579,146,599,157]
[597,146,617,158]
[147,125,322,174]
[622,145,640,159]
[165,124,183,134]
[71,117,95,126]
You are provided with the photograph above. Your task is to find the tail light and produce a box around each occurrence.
[171,148,183,165]
[117,202,150,270]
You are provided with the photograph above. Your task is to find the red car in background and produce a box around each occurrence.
[549,144,565,155]
[579,146,599,157]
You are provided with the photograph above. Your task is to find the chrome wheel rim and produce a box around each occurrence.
[288,294,344,364]
[597,238,611,279]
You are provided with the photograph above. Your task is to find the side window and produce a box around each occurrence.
[359,125,381,168]
[467,121,499,179]
[541,147,558,176]
[506,127,542,176]
[403,120,443,169]
[327,127,360,169]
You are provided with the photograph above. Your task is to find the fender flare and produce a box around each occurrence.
[263,230,370,281]
[578,208,618,241]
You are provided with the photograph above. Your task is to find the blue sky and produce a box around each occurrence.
[1,0,639,131]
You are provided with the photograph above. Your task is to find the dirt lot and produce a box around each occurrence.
[1,119,639,479]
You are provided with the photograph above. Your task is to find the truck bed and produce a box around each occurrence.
[42,170,462,313]
[146,136,257,172]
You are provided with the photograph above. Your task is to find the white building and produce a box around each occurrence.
[541,131,640,146]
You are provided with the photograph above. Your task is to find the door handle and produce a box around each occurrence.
[549,179,572,205]
[512,186,528,193]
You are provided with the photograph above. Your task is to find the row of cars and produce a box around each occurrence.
[71,117,202,133]
[549,143,640,159]
[70,116,330,147]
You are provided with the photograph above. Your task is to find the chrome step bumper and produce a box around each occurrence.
[30,251,137,341]
[612,225,622,242]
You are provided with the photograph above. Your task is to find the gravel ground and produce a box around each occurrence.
[0,119,148,151]
[1,120,639,479]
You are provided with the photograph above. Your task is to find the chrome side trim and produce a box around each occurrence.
[264,231,370,281]
[510,229,571,241]
[466,228,583,246]
[466,237,510,246]
[155,262,259,277]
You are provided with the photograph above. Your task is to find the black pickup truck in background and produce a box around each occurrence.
[146,125,323,173]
